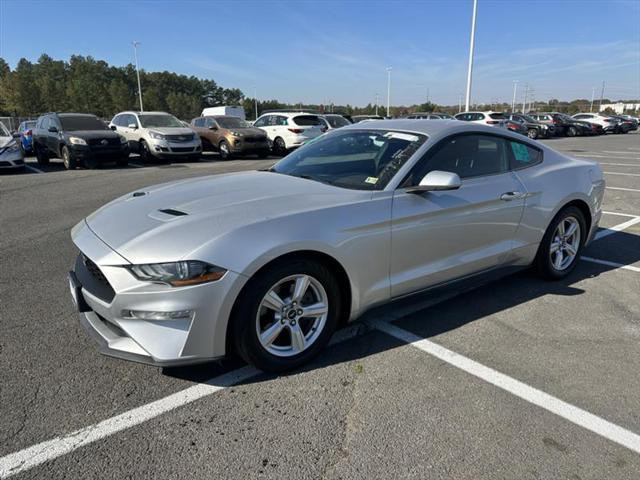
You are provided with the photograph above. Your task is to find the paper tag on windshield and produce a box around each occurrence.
[365,177,378,185]
[383,132,419,142]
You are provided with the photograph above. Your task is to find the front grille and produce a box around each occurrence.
[170,147,194,153]
[244,136,266,143]
[15,159,24,165]
[165,134,194,142]
[88,138,120,147]
[74,253,115,303]
[0,161,10,167]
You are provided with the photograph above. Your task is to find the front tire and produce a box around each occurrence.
[35,145,50,165]
[527,128,538,139]
[139,140,152,162]
[232,259,341,373]
[566,126,577,137]
[534,206,586,280]
[116,156,129,167]
[61,145,77,170]
[219,140,232,160]
[272,137,287,156]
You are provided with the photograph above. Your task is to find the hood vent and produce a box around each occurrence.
[158,208,188,217]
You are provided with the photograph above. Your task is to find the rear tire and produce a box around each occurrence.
[35,145,50,165]
[61,145,77,170]
[566,126,577,137]
[534,206,586,280]
[231,259,341,373]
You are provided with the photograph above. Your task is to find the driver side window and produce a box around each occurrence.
[407,134,509,185]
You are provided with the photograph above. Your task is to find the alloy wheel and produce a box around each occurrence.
[255,274,329,357]
[549,216,581,271]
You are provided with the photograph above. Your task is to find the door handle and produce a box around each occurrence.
[500,191,525,201]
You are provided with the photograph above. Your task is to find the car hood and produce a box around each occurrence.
[144,127,194,135]
[230,127,267,137]
[0,136,15,148]
[64,130,121,139]
[86,171,367,265]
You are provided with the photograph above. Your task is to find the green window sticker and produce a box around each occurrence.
[511,142,529,163]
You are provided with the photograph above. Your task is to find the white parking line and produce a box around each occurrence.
[602,151,640,155]
[0,324,364,478]
[595,216,640,241]
[602,211,639,218]
[600,162,640,167]
[582,256,640,273]
[24,165,44,174]
[603,171,640,177]
[575,154,640,160]
[607,186,640,193]
[372,320,640,454]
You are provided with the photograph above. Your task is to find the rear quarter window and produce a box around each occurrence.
[292,115,322,126]
[509,140,542,170]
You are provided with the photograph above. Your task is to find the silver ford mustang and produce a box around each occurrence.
[69,120,605,372]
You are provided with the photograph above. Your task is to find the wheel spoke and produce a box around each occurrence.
[550,241,561,254]
[301,302,328,318]
[260,320,285,347]
[289,323,306,353]
[554,250,564,269]
[565,243,577,256]
[557,221,565,236]
[291,275,310,303]
[262,290,285,312]
[565,221,578,238]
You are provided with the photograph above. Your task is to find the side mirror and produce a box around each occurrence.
[406,170,461,194]
[12,132,21,139]
[48,126,58,133]
[128,123,138,129]
[209,125,218,130]
[110,125,117,131]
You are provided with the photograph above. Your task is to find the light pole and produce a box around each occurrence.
[590,87,595,112]
[521,84,528,113]
[458,93,463,113]
[132,41,143,112]
[511,80,518,112]
[599,80,605,112]
[375,93,379,116]
[464,0,478,112]
[386,67,392,117]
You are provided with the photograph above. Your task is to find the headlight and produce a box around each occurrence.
[126,261,226,286]
[230,131,243,137]
[68,137,87,145]
[149,131,166,140]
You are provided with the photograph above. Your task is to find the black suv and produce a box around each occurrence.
[33,113,129,169]
[504,113,554,139]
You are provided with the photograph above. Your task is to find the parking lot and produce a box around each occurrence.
[1,133,639,479]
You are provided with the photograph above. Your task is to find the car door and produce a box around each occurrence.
[253,115,272,140]
[117,114,138,145]
[46,117,61,155]
[390,133,526,297]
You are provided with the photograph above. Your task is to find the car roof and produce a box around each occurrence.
[117,111,170,116]
[52,113,98,117]
[258,111,317,117]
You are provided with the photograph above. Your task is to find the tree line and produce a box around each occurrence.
[0,54,637,121]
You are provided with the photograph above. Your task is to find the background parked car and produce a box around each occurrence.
[110,111,202,162]
[454,111,507,127]
[504,113,554,139]
[572,113,618,134]
[253,112,325,155]
[0,121,25,170]
[191,115,270,159]
[33,113,129,169]
[529,112,591,137]
[609,115,636,132]
[406,112,455,120]
[504,117,528,136]
[320,114,352,130]
[352,115,384,122]
[17,120,37,154]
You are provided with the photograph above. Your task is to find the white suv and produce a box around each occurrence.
[110,111,202,161]
[253,112,325,154]
[454,111,507,127]
[572,113,618,133]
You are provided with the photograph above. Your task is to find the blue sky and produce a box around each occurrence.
[1,0,639,106]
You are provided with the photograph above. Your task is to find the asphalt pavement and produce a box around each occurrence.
[1,133,639,479]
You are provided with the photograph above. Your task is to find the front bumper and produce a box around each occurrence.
[69,143,129,160]
[148,138,202,157]
[0,148,25,168]
[230,138,269,153]
[69,220,244,367]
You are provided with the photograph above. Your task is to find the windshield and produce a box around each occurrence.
[292,115,322,126]
[521,114,537,122]
[324,115,350,128]
[138,114,183,128]
[0,122,10,137]
[272,129,427,190]
[59,115,107,131]
[215,117,250,129]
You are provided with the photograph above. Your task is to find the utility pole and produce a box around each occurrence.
[599,80,605,112]
[458,93,463,113]
[375,93,379,116]
[590,87,595,112]
[511,80,518,112]
[132,41,143,112]
[426,87,430,105]
[386,67,392,117]
[521,84,528,113]
[464,0,478,112]
[253,86,258,120]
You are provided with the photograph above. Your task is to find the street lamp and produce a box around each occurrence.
[464,0,478,112]
[511,80,518,112]
[375,93,379,116]
[132,41,144,112]
[253,85,258,120]
[386,67,392,117]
